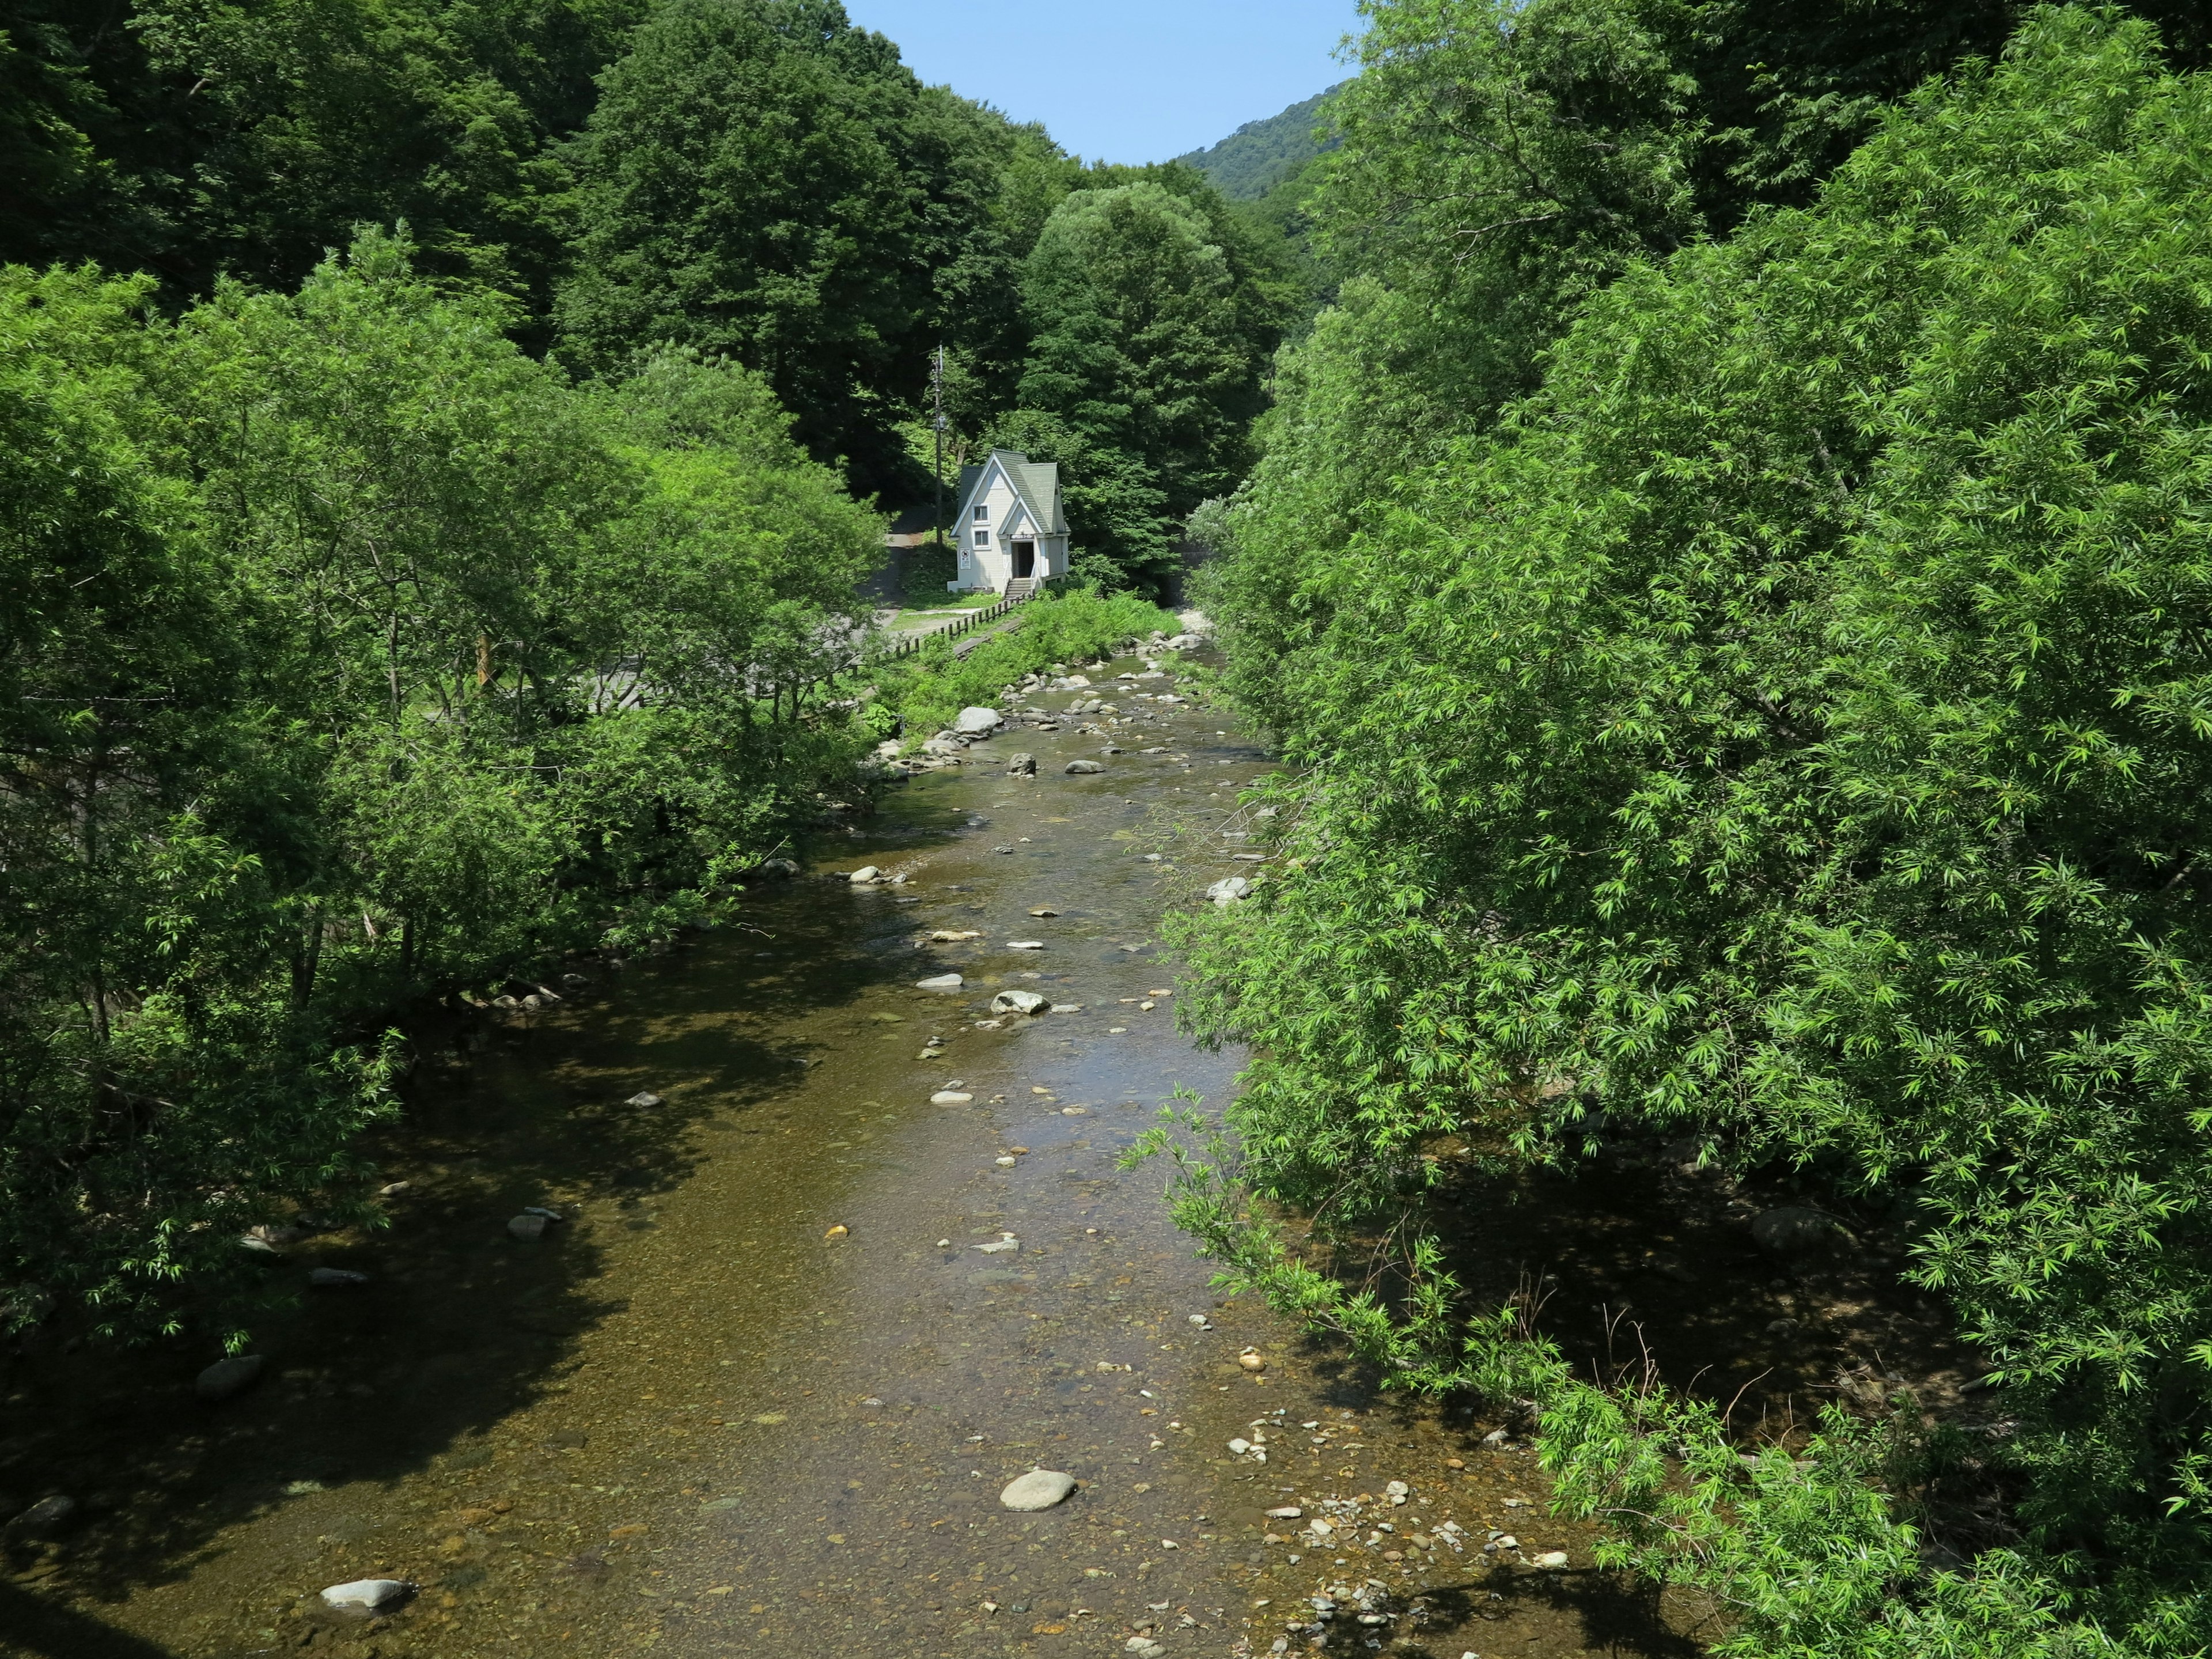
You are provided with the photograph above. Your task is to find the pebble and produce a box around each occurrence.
[999,1469,1077,1511]
[507,1214,551,1240]
[308,1268,369,1287]
[974,1235,1020,1253]
[625,1092,662,1109]
[195,1354,265,1403]
[917,974,964,990]
[850,866,881,885]
[1536,1551,1570,1569]
[1265,1506,1303,1520]
[1239,1350,1267,1372]
[824,1224,849,1240]
[995,1156,1018,1167]
[1126,1641,1165,1659]
[932,1090,974,1104]
[319,1579,416,1612]
[1229,1437,1252,1455]
[1006,940,1045,950]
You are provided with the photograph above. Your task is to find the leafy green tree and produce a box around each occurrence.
[1014,176,1283,590]
[1183,9,2212,1650]
[0,0,643,338]
[558,0,1025,489]
[0,263,393,1342]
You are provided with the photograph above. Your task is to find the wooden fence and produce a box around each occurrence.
[876,578,1055,661]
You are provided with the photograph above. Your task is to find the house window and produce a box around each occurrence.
[974,528,990,547]
[973,505,989,522]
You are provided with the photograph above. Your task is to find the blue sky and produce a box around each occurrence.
[840,1,1363,164]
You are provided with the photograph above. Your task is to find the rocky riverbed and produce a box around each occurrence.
[0,645,1707,1659]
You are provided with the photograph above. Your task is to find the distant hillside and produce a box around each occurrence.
[1173,84,1345,202]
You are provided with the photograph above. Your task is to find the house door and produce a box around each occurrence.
[1013,541,1036,578]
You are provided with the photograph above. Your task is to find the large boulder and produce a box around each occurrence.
[1005,752,1037,776]
[955,706,1003,736]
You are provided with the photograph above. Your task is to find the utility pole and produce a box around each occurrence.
[931,344,947,553]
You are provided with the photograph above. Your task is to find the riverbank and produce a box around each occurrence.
[0,646,1702,1659]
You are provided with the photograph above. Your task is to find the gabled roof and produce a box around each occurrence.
[956,449,1067,537]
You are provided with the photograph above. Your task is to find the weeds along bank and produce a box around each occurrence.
[0,232,888,1348]
[870,588,1184,748]
[1180,8,2212,1654]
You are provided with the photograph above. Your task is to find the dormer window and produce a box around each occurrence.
[973,505,988,522]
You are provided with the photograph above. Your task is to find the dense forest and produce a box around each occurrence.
[1173,0,2212,1654]
[0,0,1275,1350]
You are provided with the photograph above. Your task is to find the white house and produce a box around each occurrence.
[950,449,1069,594]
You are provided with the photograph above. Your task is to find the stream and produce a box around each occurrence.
[0,646,1704,1659]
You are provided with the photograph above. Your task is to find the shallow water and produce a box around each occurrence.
[0,652,1703,1659]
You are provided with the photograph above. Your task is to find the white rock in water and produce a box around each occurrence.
[916,974,964,990]
[955,706,1004,734]
[850,866,881,884]
[1006,940,1045,950]
[1126,1641,1166,1659]
[626,1092,662,1109]
[195,1354,264,1403]
[974,1235,1020,1253]
[320,1579,416,1612]
[309,1268,369,1287]
[931,1090,974,1104]
[1206,876,1252,906]
[1228,1437,1252,1455]
[1064,760,1105,774]
[1266,1506,1304,1520]
[999,1468,1077,1511]
[991,990,1048,1015]
[1385,1480,1411,1498]
[507,1214,550,1240]
[1536,1551,1570,1569]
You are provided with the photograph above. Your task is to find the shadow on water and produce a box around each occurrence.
[0,1581,180,1658]
[0,795,979,1633]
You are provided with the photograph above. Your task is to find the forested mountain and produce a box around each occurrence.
[1175,1,2212,1656]
[1171,82,1343,200]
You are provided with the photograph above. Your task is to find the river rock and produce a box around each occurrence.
[999,1469,1077,1511]
[1006,940,1044,950]
[309,1268,369,1288]
[1065,760,1105,774]
[1751,1207,1858,1253]
[1006,752,1037,775]
[974,1234,1020,1253]
[196,1353,265,1403]
[955,707,1004,736]
[507,1214,551,1240]
[850,866,880,885]
[1206,876,1252,906]
[1126,1641,1165,1659]
[320,1579,416,1613]
[1536,1551,1570,1569]
[6,1495,76,1539]
[991,990,1048,1016]
[625,1091,662,1109]
[917,973,964,990]
[931,1090,974,1104]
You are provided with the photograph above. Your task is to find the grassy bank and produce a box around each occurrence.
[872,586,1181,745]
